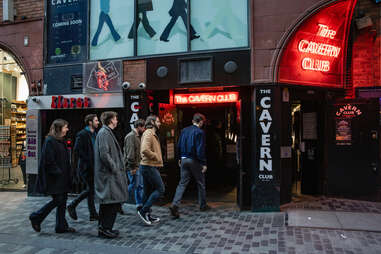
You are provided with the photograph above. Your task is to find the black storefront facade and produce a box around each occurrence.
[27,0,257,210]
[26,0,381,212]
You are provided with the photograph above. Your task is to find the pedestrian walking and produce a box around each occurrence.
[29,119,76,234]
[169,113,210,219]
[94,111,128,238]
[67,114,99,222]
[137,115,165,225]
[124,119,145,210]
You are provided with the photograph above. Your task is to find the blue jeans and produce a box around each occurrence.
[127,169,143,206]
[91,11,121,46]
[140,165,165,213]
[30,193,69,232]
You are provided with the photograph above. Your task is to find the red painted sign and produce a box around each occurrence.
[336,104,362,118]
[51,96,90,109]
[174,92,239,104]
[278,0,357,88]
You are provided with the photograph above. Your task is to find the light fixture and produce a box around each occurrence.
[24,35,29,46]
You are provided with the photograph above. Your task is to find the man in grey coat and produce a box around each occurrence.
[94,111,128,239]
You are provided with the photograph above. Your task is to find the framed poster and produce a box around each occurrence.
[83,60,123,93]
[336,119,352,145]
[47,0,88,64]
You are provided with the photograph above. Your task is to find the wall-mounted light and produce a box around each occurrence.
[23,35,29,46]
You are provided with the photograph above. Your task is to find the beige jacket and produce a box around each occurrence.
[140,128,163,167]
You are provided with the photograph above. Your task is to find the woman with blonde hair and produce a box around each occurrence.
[29,119,76,234]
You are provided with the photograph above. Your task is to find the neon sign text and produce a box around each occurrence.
[298,40,341,57]
[317,24,337,39]
[174,92,239,104]
[298,24,341,73]
[336,104,362,117]
[302,58,330,72]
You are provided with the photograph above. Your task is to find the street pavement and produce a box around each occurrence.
[0,192,381,254]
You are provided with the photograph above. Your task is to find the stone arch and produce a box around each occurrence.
[0,41,31,94]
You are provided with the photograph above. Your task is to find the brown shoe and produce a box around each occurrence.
[29,216,41,232]
[169,205,180,219]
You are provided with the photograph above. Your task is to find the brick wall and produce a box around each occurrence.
[0,0,44,22]
[123,60,146,89]
[352,0,381,88]
[251,0,323,83]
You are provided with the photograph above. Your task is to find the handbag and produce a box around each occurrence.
[138,0,153,12]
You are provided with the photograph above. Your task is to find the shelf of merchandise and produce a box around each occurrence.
[11,101,27,166]
[0,126,12,168]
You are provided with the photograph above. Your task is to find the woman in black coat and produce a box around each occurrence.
[29,119,76,234]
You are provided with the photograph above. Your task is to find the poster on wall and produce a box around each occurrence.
[83,61,122,93]
[90,0,134,60]
[26,110,40,174]
[303,112,317,140]
[335,119,352,145]
[47,0,88,64]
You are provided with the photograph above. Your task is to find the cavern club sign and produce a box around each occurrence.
[174,92,239,104]
[278,0,357,88]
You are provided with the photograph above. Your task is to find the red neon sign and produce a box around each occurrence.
[174,92,239,104]
[278,0,357,88]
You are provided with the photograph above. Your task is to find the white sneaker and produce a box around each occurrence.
[137,209,152,226]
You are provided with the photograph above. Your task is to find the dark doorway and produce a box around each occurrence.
[176,103,240,203]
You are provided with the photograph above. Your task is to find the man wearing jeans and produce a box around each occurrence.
[124,119,145,210]
[169,113,210,219]
[137,115,164,225]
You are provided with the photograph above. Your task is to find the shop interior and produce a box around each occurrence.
[0,49,28,190]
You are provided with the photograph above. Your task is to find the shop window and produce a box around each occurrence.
[90,0,134,60]
[0,49,28,190]
[137,0,187,55]
[190,0,248,51]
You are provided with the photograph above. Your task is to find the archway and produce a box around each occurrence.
[0,47,29,190]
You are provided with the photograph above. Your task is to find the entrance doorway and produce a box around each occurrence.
[176,103,240,204]
[0,49,29,190]
[286,90,327,204]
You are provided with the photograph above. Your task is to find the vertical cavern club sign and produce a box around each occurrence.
[256,89,274,182]
[278,0,357,88]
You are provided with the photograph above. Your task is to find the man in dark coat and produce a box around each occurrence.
[169,113,210,219]
[160,0,199,42]
[67,114,99,221]
[30,119,76,234]
[94,111,128,238]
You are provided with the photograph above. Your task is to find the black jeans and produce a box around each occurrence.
[160,12,196,41]
[69,169,97,217]
[99,203,120,230]
[30,193,69,232]
[128,11,156,38]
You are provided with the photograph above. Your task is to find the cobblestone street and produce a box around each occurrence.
[1,192,381,254]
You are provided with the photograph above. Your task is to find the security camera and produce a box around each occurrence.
[122,81,131,90]
[31,97,40,103]
[138,82,146,89]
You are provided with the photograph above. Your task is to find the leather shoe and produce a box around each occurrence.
[190,35,200,40]
[169,205,180,219]
[56,227,76,233]
[98,228,118,238]
[160,38,169,42]
[29,217,41,232]
[67,205,78,220]
[111,229,120,236]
